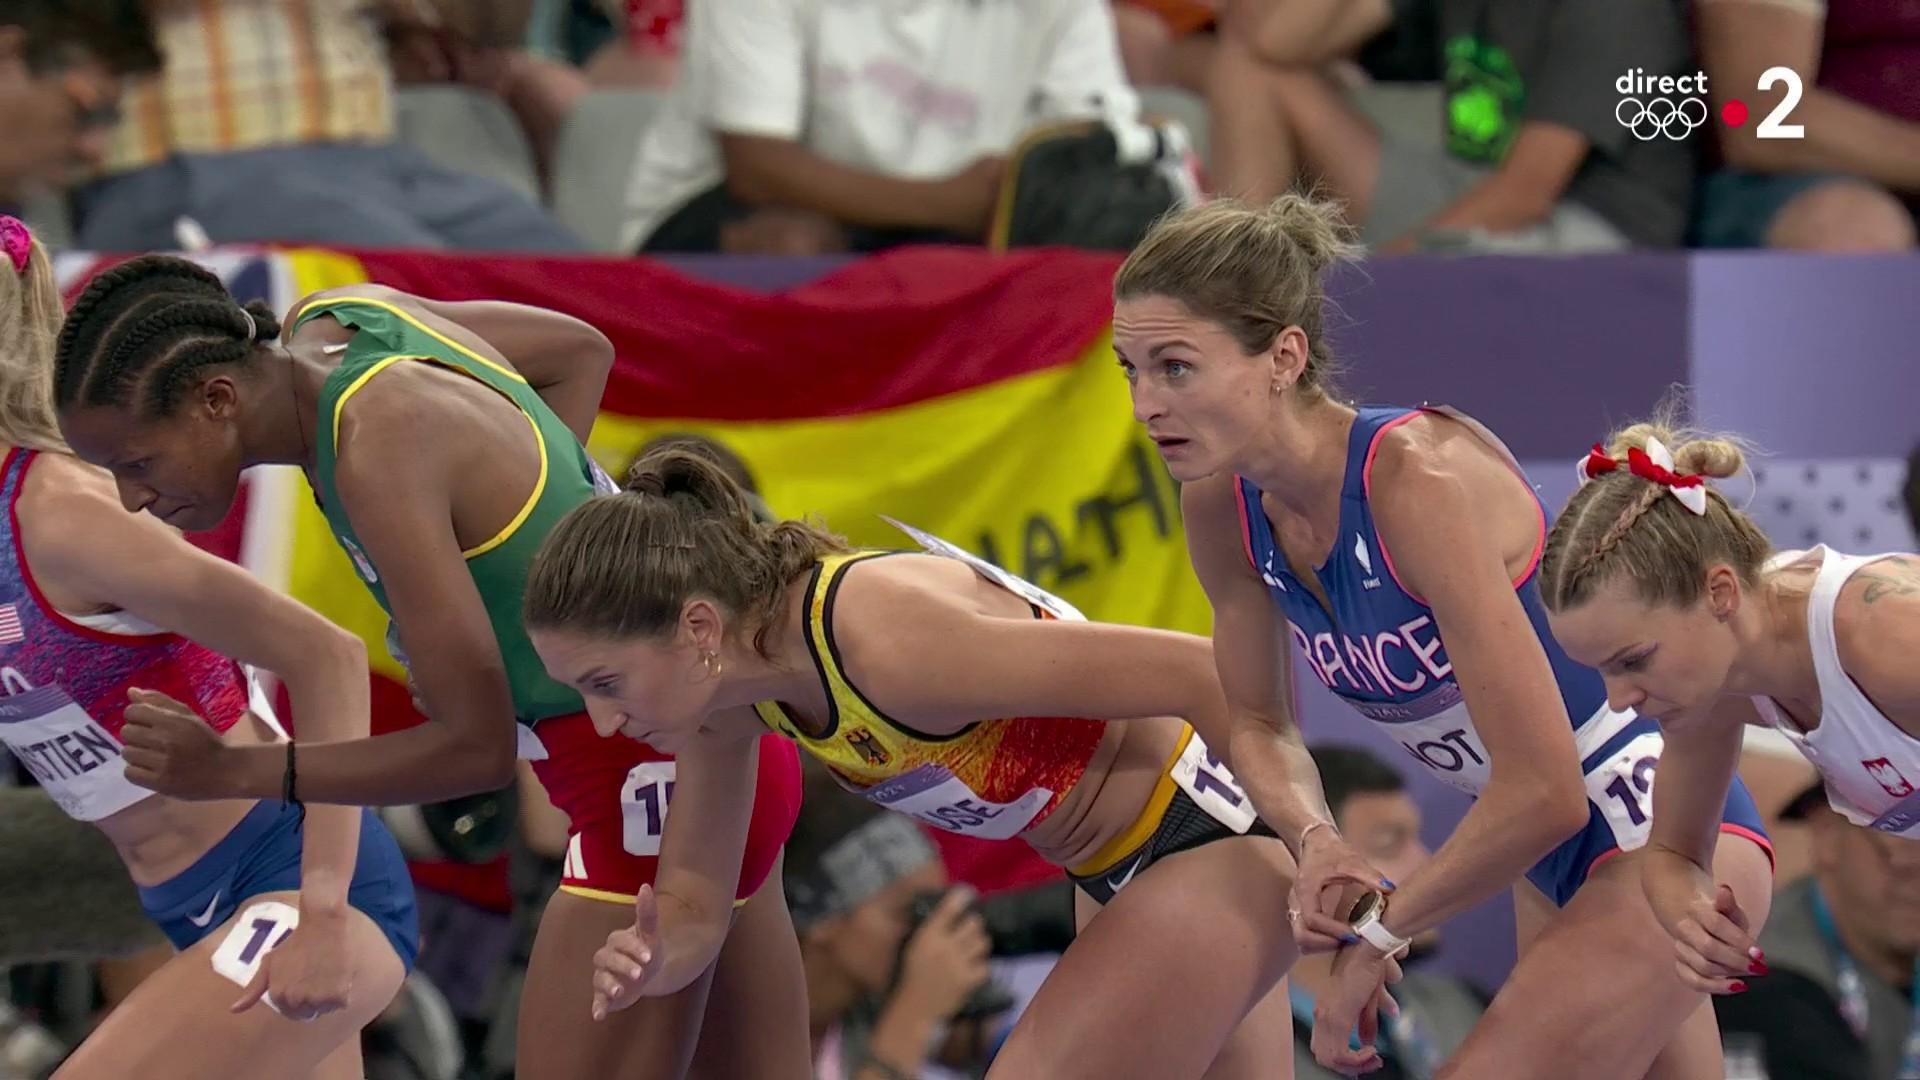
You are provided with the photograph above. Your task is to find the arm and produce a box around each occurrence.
[1701,0,1920,190]
[1395,123,1591,244]
[1642,700,1767,992]
[1835,554,1920,726]
[1643,703,1755,934]
[602,723,762,1002]
[225,417,519,804]
[287,286,615,445]
[1178,474,1338,853]
[718,137,995,236]
[1361,445,1592,942]
[27,461,369,927]
[689,0,989,233]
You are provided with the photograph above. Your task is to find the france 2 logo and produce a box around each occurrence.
[1615,66,1806,142]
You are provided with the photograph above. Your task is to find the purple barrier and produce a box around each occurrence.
[657,250,1916,995]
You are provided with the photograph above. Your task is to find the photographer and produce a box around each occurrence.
[786,762,1008,1080]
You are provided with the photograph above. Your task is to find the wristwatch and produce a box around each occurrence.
[1347,889,1411,955]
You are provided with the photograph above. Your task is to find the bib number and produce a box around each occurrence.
[590,459,619,495]
[621,760,678,857]
[1585,732,1664,853]
[1170,734,1258,834]
[211,900,300,1014]
[0,683,137,820]
[883,516,1086,622]
[1385,707,1492,794]
[864,764,1052,840]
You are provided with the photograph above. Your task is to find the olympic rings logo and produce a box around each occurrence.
[1614,96,1709,140]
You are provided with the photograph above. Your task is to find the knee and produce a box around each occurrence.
[719,208,849,255]
[1766,180,1917,251]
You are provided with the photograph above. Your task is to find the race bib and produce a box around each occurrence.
[210,900,300,1015]
[1583,731,1664,853]
[621,760,678,857]
[1169,732,1258,834]
[1356,684,1492,795]
[515,723,549,762]
[589,458,620,496]
[883,516,1086,622]
[861,764,1052,840]
[0,682,144,821]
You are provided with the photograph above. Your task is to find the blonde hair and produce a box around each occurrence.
[0,233,68,452]
[1113,193,1360,399]
[1540,401,1772,612]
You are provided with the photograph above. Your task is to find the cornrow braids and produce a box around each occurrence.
[53,255,282,419]
[1552,482,1665,605]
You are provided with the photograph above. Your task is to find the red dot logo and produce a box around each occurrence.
[1722,100,1749,126]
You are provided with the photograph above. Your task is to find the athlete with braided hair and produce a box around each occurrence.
[52,255,811,1080]
[1112,196,1775,1079]
[0,223,415,1075]
[1542,418,1920,998]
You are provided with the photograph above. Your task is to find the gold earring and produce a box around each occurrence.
[702,650,723,678]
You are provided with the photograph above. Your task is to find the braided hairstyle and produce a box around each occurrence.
[1540,410,1772,614]
[52,254,282,421]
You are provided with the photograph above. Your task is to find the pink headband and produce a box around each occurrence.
[0,217,29,275]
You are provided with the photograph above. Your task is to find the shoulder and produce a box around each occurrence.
[1832,553,1920,716]
[18,455,139,548]
[1180,472,1258,584]
[1368,412,1519,514]
[285,284,412,329]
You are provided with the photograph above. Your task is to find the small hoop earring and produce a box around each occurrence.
[701,650,723,678]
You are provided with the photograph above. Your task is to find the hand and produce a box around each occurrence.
[1310,943,1402,1076]
[1669,884,1764,994]
[1291,826,1394,953]
[231,909,354,1021]
[893,888,992,1020]
[935,156,1007,239]
[122,688,238,799]
[592,884,664,1020]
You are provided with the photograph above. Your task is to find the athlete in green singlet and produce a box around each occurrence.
[52,256,811,1080]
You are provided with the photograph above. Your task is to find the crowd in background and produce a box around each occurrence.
[0,1,1918,1077]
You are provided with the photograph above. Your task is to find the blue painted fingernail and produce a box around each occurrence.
[1380,878,1395,889]
[1341,934,1359,944]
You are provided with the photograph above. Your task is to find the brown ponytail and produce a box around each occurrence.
[524,445,849,656]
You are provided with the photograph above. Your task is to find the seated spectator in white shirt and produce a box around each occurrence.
[623,0,1138,255]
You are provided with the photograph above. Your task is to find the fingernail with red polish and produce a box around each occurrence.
[1729,980,1748,994]
[1749,947,1765,961]
[1749,961,1769,976]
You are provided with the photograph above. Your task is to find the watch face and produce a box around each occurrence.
[1345,889,1384,923]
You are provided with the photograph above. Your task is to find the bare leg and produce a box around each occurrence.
[1436,834,1774,1080]
[685,860,814,1080]
[989,835,1298,1080]
[54,890,404,1080]
[1205,38,1381,211]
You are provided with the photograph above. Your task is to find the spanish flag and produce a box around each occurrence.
[267,246,1212,705]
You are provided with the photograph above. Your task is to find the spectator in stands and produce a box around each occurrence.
[787,762,1008,1080]
[1209,0,1695,252]
[0,0,159,211]
[1714,782,1920,1078]
[1694,0,1920,251]
[70,0,580,252]
[623,0,1137,255]
[1292,744,1487,1080]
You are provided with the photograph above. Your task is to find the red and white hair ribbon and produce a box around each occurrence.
[1575,435,1708,516]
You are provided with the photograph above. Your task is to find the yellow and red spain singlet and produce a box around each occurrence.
[752,520,1108,841]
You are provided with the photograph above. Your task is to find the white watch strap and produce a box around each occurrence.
[1355,912,1410,954]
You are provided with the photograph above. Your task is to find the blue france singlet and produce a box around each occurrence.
[1235,407,1773,903]
[1235,406,1630,794]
